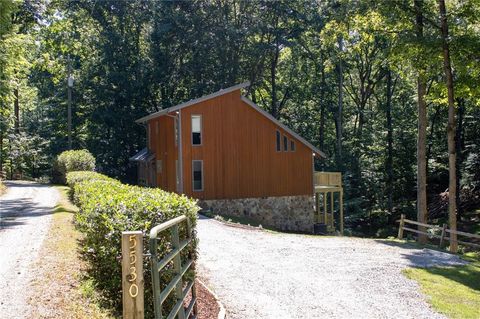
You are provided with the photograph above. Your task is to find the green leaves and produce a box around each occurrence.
[68,171,199,317]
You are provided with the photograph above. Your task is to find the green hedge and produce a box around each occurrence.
[68,171,199,317]
[54,149,96,184]
[66,171,118,189]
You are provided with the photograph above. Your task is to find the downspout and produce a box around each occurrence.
[178,110,184,194]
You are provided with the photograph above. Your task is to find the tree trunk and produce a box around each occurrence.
[385,69,394,215]
[336,35,344,171]
[270,44,280,119]
[455,98,464,218]
[319,63,326,169]
[14,87,19,133]
[415,0,428,243]
[438,0,457,252]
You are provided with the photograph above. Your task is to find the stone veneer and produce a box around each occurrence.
[199,195,315,233]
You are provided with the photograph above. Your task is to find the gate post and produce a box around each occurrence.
[122,231,144,319]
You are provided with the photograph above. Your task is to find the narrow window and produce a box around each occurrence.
[175,160,180,190]
[192,160,203,191]
[174,117,179,146]
[276,130,281,151]
[283,135,288,151]
[290,140,296,152]
[156,160,162,173]
[191,115,202,145]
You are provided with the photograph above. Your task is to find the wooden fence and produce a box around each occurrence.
[397,214,480,249]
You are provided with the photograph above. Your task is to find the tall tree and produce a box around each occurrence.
[414,0,428,243]
[437,0,457,252]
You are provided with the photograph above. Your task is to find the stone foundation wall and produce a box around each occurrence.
[198,195,315,233]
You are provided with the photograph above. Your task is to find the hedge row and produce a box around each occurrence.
[67,171,200,317]
[66,171,118,188]
[53,149,96,184]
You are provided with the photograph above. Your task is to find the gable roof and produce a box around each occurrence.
[135,82,326,158]
[136,82,250,123]
[240,96,326,158]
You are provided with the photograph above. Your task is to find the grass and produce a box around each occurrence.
[404,254,480,319]
[28,185,114,318]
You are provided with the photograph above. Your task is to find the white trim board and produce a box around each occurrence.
[136,82,250,123]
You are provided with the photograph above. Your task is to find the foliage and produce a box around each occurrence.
[69,172,200,317]
[66,170,117,189]
[54,149,95,184]
[1,131,49,179]
[0,0,478,237]
[404,263,480,319]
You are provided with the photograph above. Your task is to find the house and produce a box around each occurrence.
[131,82,327,232]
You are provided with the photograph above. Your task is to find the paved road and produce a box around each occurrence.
[0,181,59,319]
[197,216,467,319]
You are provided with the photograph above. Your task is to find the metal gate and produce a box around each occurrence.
[149,215,197,319]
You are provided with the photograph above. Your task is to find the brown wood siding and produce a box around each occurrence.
[178,90,314,200]
[148,116,177,192]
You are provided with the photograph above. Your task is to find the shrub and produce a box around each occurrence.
[70,172,199,317]
[53,149,96,184]
[66,171,118,189]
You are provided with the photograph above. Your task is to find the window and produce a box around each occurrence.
[290,140,296,152]
[156,160,162,173]
[283,135,288,151]
[192,160,203,191]
[276,130,281,151]
[191,115,202,145]
[174,117,179,146]
[175,160,180,190]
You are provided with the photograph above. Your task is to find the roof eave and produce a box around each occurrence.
[135,81,250,124]
[240,96,327,159]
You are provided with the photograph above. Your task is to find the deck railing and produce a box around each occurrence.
[314,171,342,187]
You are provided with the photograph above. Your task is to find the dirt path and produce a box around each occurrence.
[197,216,467,319]
[0,181,59,319]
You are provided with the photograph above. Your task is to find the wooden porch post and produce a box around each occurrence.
[330,191,334,228]
[340,190,344,235]
[323,192,327,225]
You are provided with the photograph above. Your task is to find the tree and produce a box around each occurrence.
[414,0,429,243]
[437,0,457,252]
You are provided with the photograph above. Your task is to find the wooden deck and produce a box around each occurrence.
[314,172,344,235]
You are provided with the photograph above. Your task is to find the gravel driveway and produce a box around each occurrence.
[197,216,467,319]
[0,181,59,319]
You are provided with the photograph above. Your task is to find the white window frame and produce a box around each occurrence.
[191,114,202,146]
[283,135,288,152]
[192,160,203,192]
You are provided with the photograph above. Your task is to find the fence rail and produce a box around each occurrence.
[150,215,197,319]
[397,214,480,249]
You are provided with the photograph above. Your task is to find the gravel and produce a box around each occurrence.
[196,216,467,319]
[0,181,59,319]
